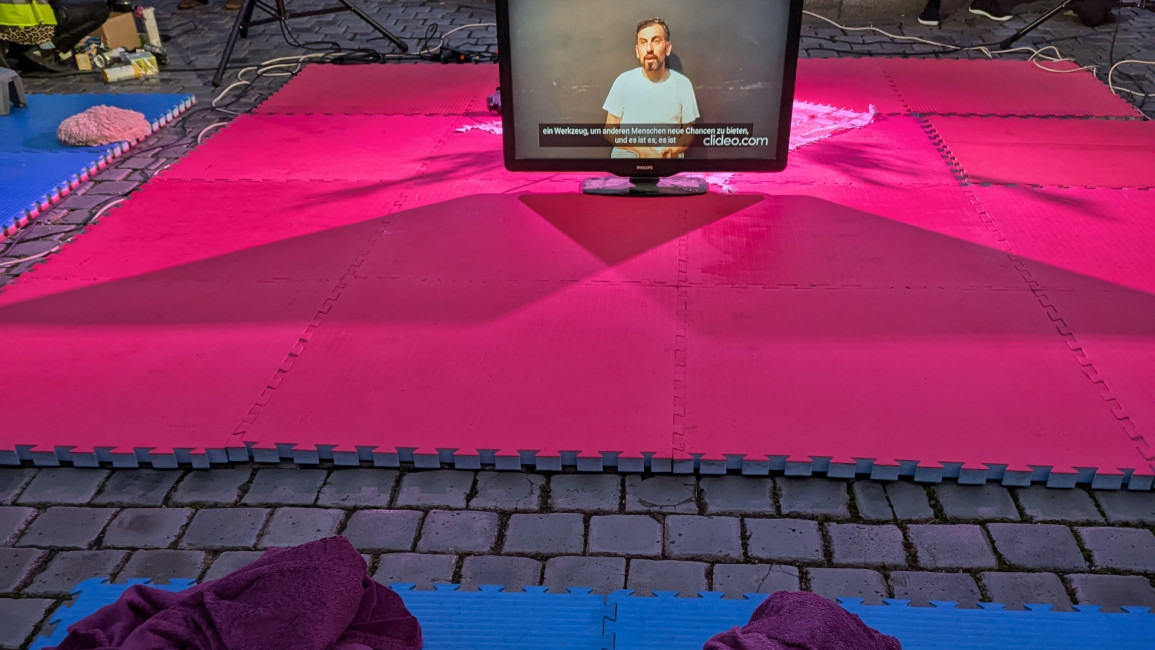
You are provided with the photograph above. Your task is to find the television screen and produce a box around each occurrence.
[496,0,803,191]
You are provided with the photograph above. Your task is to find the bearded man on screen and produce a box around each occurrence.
[603,17,700,159]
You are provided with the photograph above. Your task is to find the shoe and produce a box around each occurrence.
[918,2,940,25]
[969,0,1013,21]
[21,48,72,74]
[177,0,207,9]
[225,0,244,9]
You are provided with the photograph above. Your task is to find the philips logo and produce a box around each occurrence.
[636,165,654,170]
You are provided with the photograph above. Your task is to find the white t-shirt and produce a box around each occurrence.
[603,68,700,158]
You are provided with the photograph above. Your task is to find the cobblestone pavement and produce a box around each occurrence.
[1,467,1154,648]
[2,1,1155,647]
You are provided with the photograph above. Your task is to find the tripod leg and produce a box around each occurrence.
[998,0,1079,49]
[337,0,409,52]
[213,0,255,87]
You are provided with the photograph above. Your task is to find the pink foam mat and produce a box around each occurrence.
[793,58,906,114]
[255,63,498,115]
[0,275,340,466]
[29,180,406,282]
[925,116,1155,188]
[737,115,958,186]
[681,189,1025,288]
[679,285,1147,485]
[163,114,459,182]
[239,279,679,468]
[881,58,1140,117]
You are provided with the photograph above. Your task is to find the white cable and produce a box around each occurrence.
[1108,59,1155,99]
[419,22,496,56]
[197,122,228,144]
[0,199,124,269]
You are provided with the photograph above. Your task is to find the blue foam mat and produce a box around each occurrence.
[0,94,193,153]
[0,93,193,233]
[31,579,1155,650]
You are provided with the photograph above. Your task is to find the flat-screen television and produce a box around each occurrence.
[496,0,804,195]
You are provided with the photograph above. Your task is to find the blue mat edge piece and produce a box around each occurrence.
[29,579,1155,650]
[0,94,196,237]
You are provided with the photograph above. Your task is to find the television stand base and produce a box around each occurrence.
[581,175,708,197]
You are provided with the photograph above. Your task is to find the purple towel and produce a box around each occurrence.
[50,537,422,650]
[703,591,902,650]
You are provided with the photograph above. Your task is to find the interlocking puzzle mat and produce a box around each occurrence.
[0,93,194,236]
[924,116,1155,188]
[793,57,906,114]
[879,58,1142,117]
[31,579,1155,650]
[2,60,1151,486]
[254,63,499,115]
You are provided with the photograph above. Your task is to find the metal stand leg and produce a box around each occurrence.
[211,0,409,88]
[998,0,1079,49]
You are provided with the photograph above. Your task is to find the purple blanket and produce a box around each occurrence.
[703,591,902,650]
[50,537,422,650]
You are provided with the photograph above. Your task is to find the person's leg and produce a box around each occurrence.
[47,0,110,53]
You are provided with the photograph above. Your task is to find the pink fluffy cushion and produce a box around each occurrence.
[58,105,152,146]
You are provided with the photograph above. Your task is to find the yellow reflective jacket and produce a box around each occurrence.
[0,0,58,28]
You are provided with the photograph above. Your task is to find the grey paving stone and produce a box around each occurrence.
[807,568,887,604]
[0,507,36,546]
[778,478,850,520]
[852,482,892,521]
[470,472,544,511]
[589,515,662,556]
[627,559,708,596]
[712,564,800,597]
[0,548,47,594]
[242,468,327,506]
[317,469,398,508]
[258,507,346,549]
[395,471,474,509]
[827,524,907,568]
[23,550,129,597]
[417,510,499,554]
[908,524,997,570]
[1015,486,1103,523]
[934,484,1019,522]
[504,513,585,555]
[986,523,1086,571]
[102,508,192,549]
[1094,490,1155,524]
[1067,574,1155,612]
[0,597,55,650]
[746,518,823,563]
[700,477,774,515]
[884,482,934,522]
[625,476,698,514]
[17,507,117,549]
[979,572,1073,611]
[889,571,981,608]
[549,474,622,512]
[169,468,252,506]
[460,556,541,590]
[665,515,743,561]
[1076,527,1155,571]
[374,553,456,589]
[93,470,182,507]
[202,551,265,582]
[16,469,109,506]
[118,550,206,583]
[0,468,37,505]
[342,510,424,552]
[543,556,626,594]
[179,509,270,550]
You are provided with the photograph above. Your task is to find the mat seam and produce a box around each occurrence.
[962,187,1153,485]
[230,122,460,457]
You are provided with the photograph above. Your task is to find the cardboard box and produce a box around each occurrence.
[89,13,141,51]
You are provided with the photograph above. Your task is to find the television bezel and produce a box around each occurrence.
[495,0,805,178]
